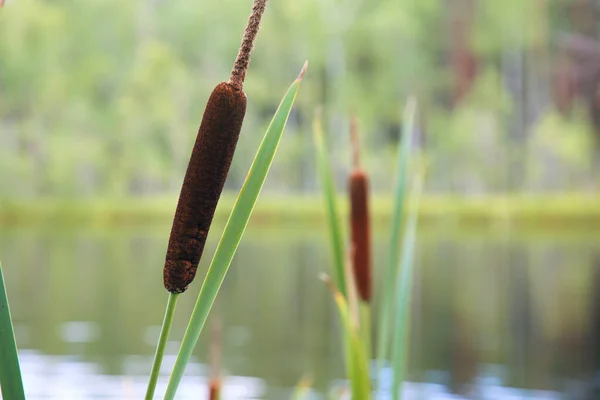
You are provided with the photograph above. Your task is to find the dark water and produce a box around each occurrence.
[1,222,599,399]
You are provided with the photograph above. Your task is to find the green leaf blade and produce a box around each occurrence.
[163,63,307,400]
[390,176,423,400]
[376,98,417,380]
[312,114,347,298]
[322,275,370,400]
[0,262,26,400]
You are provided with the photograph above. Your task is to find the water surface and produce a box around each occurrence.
[1,223,598,399]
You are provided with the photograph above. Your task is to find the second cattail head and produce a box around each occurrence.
[348,116,372,302]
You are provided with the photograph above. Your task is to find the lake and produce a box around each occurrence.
[1,222,598,399]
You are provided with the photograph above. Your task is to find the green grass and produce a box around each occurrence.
[313,110,347,297]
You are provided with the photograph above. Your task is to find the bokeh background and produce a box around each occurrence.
[1,0,600,398]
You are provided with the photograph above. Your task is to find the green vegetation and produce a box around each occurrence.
[313,111,347,298]
[5,194,600,231]
[376,98,417,382]
[2,0,600,398]
[312,99,422,398]
[390,177,422,400]
[0,262,25,400]
[1,0,598,199]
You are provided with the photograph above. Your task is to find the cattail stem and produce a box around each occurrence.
[350,115,361,168]
[230,0,268,89]
[145,293,179,400]
[359,302,371,365]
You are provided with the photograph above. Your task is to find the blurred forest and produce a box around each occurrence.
[2,0,600,199]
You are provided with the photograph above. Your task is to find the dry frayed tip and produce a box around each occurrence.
[319,272,340,296]
[298,61,309,82]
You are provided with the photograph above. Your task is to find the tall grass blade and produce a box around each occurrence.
[376,98,417,379]
[390,176,423,400]
[321,274,370,400]
[163,62,307,400]
[0,262,26,400]
[145,293,179,400]
[313,112,347,298]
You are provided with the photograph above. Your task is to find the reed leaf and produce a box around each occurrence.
[376,98,417,380]
[163,62,307,399]
[321,274,370,400]
[390,175,423,400]
[312,112,347,298]
[0,262,25,400]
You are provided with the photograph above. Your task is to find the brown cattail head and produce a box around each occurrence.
[349,117,372,302]
[164,82,246,293]
[209,378,222,400]
[163,0,269,293]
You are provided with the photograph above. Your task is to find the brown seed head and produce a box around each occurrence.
[163,82,247,293]
[209,378,222,400]
[348,117,372,302]
[349,171,372,302]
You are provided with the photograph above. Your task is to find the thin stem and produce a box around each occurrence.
[209,315,222,381]
[359,302,371,370]
[229,0,268,89]
[145,293,179,400]
[350,115,360,168]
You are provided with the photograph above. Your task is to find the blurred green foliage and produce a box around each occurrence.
[0,0,598,199]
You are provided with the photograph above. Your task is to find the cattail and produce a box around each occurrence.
[208,380,221,400]
[349,116,372,302]
[164,0,268,293]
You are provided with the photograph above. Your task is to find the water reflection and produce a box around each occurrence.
[0,225,598,398]
[14,351,265,399]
